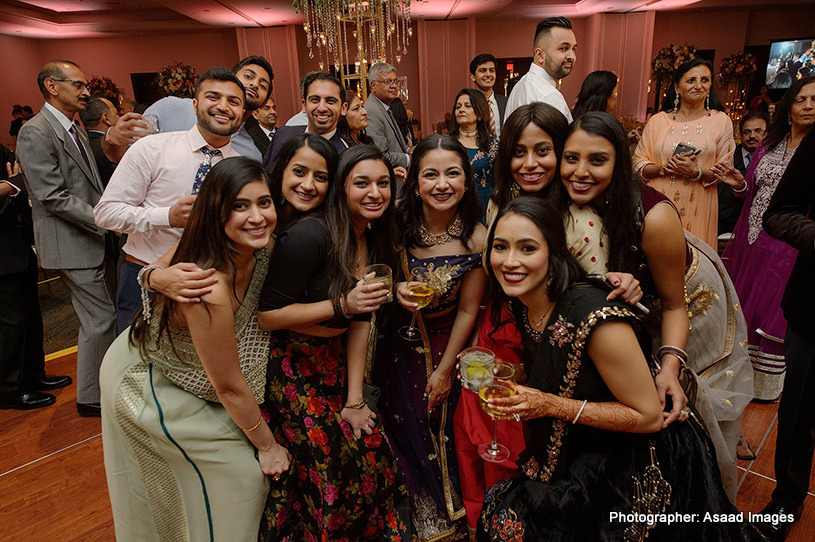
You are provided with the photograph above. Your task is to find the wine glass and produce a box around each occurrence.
[363,264,393,302]
[399,266,434,341]
[478,363,516,463]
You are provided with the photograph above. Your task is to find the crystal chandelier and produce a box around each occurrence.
[293,0,413,99]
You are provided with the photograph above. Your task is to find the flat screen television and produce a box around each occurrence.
[766,38,815,89]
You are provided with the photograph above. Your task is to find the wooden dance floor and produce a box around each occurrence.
[1,351,814,540]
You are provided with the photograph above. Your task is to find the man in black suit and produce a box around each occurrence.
[718,111,769,235]
[245,97,277,157]
[470,53,508,138]
[263,72,348,165]
[0,146,71,410]
[78,97,119,187]
[758,127,815,541]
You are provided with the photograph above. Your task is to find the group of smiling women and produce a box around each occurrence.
[100,81,755,540]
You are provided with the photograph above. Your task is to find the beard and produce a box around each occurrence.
[197,108,241,136]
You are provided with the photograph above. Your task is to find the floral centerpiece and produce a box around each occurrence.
[719,52,757,85]
[651,44,697,86]
[87,76,123,108]
[155,62,197,98]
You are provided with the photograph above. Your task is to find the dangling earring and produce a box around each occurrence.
[414,189,420,197]
[546,273,553,288]
[672,93,679,119]
[705,94,710,114]
[788,114,792,126]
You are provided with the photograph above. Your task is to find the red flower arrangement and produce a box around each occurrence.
[719,51,757,85]
[651,44,697,85]
[155,61,198,98]
[87,76,123,107]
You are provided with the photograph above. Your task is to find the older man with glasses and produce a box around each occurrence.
[364,62,410,170]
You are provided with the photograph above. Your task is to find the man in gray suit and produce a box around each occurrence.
[364,62,410,169]
[16,60,117,418]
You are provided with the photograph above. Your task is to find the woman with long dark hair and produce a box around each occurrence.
[485,102,569,225]
[571,70,619,120]
[449,89,498,216]
[257,145,411,540]
[634,58,736,247]
[100,157,290,541]
[477,196,744,541]
[558,111,753,497]
[721,76,815,401]
[374,135,486,540]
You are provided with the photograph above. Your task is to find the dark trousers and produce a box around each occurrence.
[772,325,815,509]
[0,251,45,394]
[116,259,143,334]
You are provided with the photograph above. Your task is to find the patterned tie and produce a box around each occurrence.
[191,147,221,195]
[69,124,92,171]
[489,107,498,139]
[746,152,752,167]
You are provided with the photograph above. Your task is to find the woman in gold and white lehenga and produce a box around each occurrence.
[100,158,291,541]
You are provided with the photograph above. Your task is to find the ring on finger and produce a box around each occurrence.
[680,408,689,417]
[513,413,521,422]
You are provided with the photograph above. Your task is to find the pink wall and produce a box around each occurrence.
[1,29,239,150]
[0,34,42,150]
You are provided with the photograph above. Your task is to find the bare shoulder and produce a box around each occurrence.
[469,222,488,253]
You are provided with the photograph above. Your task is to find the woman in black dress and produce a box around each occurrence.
[477,197,744,541]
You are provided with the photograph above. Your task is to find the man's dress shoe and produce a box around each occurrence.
[33,375,72,391]
[0,391,56,410]
[76,402,102,417]
[753,501,802,541]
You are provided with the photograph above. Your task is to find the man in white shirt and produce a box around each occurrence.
[505,17,577,123]
[142,56,273,162]
[470,53,508,137]
[94,67,244,331]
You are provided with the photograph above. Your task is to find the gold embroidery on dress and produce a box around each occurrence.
[687,284,719,317]
[416,262,462,310]
[523,306,637,484]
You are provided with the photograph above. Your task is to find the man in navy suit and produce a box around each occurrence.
[470,53,508,137]
[263,72,348,165]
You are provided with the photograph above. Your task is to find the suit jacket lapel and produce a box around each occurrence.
[384,105,407,151]
[41,107,102,193]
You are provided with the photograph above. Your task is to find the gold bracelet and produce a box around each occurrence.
[344,399,366,410]
[241,417,263,432]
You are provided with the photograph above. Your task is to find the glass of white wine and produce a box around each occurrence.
[399,266,434,341]
[478,363,516,463]
[363,264,393,302]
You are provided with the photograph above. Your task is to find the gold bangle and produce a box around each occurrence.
[344,399,366,410]
[241,417,263,432]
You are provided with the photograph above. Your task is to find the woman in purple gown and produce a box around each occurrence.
[373,135,487,541]
[721,76,815,401]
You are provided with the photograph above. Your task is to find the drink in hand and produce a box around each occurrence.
[479,384,515,417]
[407,284,434,308]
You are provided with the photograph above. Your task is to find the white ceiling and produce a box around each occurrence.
[0,0,807,39]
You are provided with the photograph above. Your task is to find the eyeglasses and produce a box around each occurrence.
[51,79,89,92]
[376,79,399,87]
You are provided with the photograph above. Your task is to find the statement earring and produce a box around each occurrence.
[705,94,710,113]
[672,94,679,119]
[788,114,792,126]
[414,189,420,197]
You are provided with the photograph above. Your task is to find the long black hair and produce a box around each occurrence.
[324,144,399,304]
[559,112,641,275]
[572,70,618,120]
[396,135,482,251]
[763,76,815,151]
[130,157,272,350]
[485,196,584,328]
[661,59,725,112]
[490,102,569,213]
[267,133,338,231]
[448,88,493,153]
